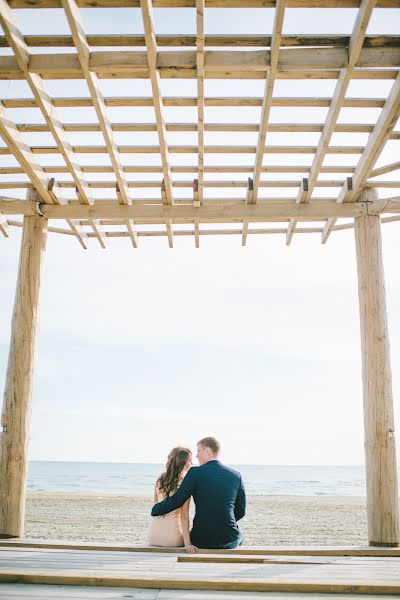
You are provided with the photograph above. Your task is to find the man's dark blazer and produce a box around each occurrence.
[151,459,246,549]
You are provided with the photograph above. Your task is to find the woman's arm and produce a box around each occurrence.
[153,485,158,504]
[180,498,197,553]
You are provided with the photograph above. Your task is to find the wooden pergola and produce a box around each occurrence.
[0,0,400,549]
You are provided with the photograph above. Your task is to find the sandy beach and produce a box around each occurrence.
[25,492,368,546]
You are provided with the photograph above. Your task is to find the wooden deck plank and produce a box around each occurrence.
[1,545,400,596]
[0,584,398,600]
[1,569,400,594]
[1,540,400,556]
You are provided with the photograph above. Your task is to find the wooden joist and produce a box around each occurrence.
[0,100,87,247]
[0,34,399,49]
[4,0,400,7]
[0,49,399,80]
[0,145,367,155]
[3,179,399,190]
[0,96,388,109]
[196,0,205,205]
[0,1,398,246]
[141,0,173,205]
[0,0,104,247]
[322,70,400,243]
[0,165,357,175]
[2,198,399,221]
[251,0,285,206]
[287,0,375,244]
[11,121,400,135]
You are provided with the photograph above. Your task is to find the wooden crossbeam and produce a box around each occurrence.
[371,161,400,177]
[251,0,286,205]
[161,180,173,247]
[196,0,205,205]
[0,34,399,49]
[116,184,138,249]
[62,0,131,207]
[287,0,376,244]
[286,178,308,245]
[0,0,104,247]
[141,0,173,205]
[0,97,388,109]
[242,178,254,247]
[322,70,400,243]
[5,179,399,190]
[13,122,400,135]
[193,179,200,248]
[0,100,87,247]
[0,145,366,155]
[4,199,399,220]
[0,165,357,175]
[3,0,400,7]
[62,0,136,246]
[0,212,9,237]
[0,50,399,80]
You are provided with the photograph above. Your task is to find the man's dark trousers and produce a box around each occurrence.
[151,459,246,549]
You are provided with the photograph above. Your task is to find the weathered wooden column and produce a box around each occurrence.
[354,187,399,547]
[0,202,47,538]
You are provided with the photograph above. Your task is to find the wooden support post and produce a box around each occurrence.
[0,205,47,538]
[354,187,399,547]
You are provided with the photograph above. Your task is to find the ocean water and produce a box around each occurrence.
[26,462,374,496]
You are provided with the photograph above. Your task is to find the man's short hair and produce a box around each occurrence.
[197,436,220,455]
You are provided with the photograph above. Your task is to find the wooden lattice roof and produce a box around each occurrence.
[0,0,399,247]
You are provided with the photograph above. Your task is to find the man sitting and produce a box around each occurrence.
[151,436,246,549]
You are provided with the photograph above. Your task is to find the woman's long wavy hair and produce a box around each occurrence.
[157,447,191,498]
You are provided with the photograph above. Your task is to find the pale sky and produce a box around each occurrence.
[0,5,399,466]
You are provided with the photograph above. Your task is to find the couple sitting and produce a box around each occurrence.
[148,437,246,552]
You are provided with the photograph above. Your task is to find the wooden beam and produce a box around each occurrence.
[0,165,357,175]
[251,0,285,204]
[196,0,204,205]
[242,178,253,246]
[0,101,87,247]
[286,178,308,245]
[161,180,173,247]
[6,178,395,190]
[116,184,138,249]
[1,34,399,49]
[3,198,399,221]
[193,179,200,248]
[14,121,400,135]
[62,0,135,245]
[0,212,9,237]
[354,188,399,547]
[4,0,400,8]
[141,0,173,204]
[371,161,400,177]
[287,0,375,244]
[0,208,47,538]
[0,49,399,80]
[0,144,366,155]
[0,101,55,205]
[62,0,131,207]
[0,96,387,109]
[322,70,400,243]
[0,0,103,247]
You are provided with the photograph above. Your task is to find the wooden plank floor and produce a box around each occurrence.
[0,543,400,597]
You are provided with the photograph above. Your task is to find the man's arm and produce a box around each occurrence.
[151,467,197,516]
[234,475,246,521]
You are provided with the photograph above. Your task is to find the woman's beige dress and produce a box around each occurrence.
[148,483,184,547]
